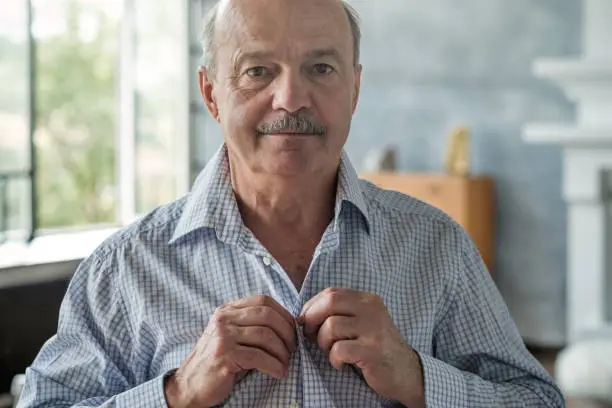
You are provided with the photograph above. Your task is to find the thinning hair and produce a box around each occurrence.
[199,0,361,74]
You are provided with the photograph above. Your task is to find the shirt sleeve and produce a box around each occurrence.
[417,229,565,407]
[16,253,170,408]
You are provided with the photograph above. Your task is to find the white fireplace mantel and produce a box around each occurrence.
[524,124,612,147]
[523,0,612,344]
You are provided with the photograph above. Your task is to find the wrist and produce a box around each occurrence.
[164,371,214,408]
[164,371,185,408]
[398,349,425,408]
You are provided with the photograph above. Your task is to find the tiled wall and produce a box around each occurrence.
[190,1,582,345]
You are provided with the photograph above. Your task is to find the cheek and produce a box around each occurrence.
[317,81,354,113]
[315,92,353,130]
[220,93,271,149]
[223,93,261,128]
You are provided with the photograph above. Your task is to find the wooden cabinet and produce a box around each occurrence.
[360,172,495,273]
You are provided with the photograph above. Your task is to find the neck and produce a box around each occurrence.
[229,160,338,238]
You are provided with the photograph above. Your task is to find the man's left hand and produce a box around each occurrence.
[298,287,425,407]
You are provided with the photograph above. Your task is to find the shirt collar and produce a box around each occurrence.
[169,144,370,245]
[335,149,370,233]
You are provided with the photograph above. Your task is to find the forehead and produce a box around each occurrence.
[216,0,353,62]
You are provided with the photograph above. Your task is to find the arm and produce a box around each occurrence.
[17,254,170,408]
[416,230,564,407]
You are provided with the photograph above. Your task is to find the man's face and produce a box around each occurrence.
[200,0,362,177]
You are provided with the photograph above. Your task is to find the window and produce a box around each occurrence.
[0,0,31,242]
[33,0,121,228]
[134,0,186,214]
[0,0,189,249]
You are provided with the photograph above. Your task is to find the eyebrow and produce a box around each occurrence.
[233,50,275,70]
[232,47,345,71]
[304,48,344,63]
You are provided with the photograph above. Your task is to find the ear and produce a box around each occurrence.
[351,64,362,114]
[199,67,220,122]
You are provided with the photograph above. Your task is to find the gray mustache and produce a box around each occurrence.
[257,115,326,135]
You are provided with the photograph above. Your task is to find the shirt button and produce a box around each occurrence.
[262,256,272,266]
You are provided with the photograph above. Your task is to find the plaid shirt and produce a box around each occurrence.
[18,145,563,407]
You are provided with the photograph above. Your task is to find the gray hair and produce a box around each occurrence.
[200,1,361,75]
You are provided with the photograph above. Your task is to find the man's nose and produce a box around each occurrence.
[271,71,312,114]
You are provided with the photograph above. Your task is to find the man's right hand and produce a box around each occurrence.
[164,295,297,408]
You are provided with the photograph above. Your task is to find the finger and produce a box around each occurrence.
[299,287,337,322]
[231,295,295,327]
[230,306,297,353]
[234,326,291,366]
[299,288,359,336]
[317,315,360,353]
[234,345,287,380]
[328,339,369,371]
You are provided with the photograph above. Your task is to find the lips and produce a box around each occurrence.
[267,132,315,135]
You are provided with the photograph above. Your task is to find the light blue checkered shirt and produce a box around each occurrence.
[18,145,563,407]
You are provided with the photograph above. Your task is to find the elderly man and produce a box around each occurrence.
[18,0,564,407]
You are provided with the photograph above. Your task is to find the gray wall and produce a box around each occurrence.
[347,0,581,346]
[191,0,581,346]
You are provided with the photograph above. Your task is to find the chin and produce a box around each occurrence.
[264,157,317,177]
[267,164,312,177]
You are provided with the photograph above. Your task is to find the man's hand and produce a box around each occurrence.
[164,295,297,408]
[298,288,425,407]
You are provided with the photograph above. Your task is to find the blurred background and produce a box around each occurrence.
[1,0,610,406]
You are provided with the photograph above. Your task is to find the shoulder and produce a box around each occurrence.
[359,178,461,230]
[357,178,478,271]
[88,195,188,263]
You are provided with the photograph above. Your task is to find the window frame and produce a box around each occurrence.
[0,0,192,269]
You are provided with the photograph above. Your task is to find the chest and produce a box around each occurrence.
[132,245,440,374]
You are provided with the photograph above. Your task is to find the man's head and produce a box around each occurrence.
[198,0,362,178]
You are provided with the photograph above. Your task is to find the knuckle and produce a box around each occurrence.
[211,309,229,326]
[251,305,265,320]
[330,341,344,356]
[327,289,343,305]
[254,294,269,306]
[360,293,382,310]
[259,306,274,323]
[216,324,232,339]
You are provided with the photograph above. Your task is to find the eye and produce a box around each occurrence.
[245,66,269,77]
[312,63,334,75]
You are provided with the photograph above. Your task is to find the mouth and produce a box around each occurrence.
[257,131,319,137]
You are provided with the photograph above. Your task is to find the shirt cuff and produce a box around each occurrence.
[115,370,174,408]
[416,352,470,407]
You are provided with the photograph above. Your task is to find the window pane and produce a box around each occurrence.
[33,0,121,229]
[5,178,32,240]
[134,0,181,214]
[0,0,30,236]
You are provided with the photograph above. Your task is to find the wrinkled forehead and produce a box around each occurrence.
[215,0,353,66]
